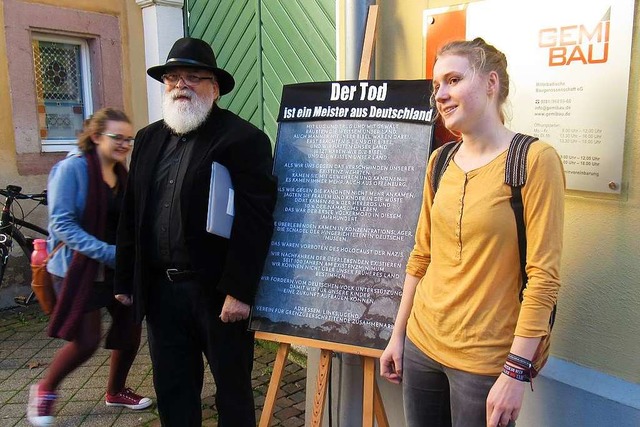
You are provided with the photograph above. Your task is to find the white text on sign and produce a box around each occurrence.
[330,82,388,101]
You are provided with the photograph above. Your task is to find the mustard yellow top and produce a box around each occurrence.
[406,141,565,375]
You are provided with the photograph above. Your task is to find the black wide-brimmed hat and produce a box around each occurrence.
[147,37,235,95]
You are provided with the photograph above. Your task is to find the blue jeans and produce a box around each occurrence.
[403,337,508,427]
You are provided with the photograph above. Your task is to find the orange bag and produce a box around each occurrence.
[31,263,57,315]
[30,242,63,315]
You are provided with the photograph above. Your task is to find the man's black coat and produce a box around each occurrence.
[115,105,277,322]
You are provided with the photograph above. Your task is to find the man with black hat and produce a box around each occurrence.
[114,37,277,426]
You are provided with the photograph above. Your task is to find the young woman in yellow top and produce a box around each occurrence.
[380,38,564,427]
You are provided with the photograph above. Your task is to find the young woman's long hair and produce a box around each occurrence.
[77,108,131,153]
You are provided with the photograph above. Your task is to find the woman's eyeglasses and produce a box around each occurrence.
[161,74,214,86]
[100,133,135,145]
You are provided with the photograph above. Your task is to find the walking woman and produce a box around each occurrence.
[380,38,565,427]
[27,108,152,427]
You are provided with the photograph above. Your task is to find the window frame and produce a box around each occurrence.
[32,33,94,153]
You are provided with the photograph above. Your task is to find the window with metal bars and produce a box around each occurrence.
[32,34,93,152]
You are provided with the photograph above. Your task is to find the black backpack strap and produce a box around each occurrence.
[505,133,538,301]
[510,185,527,302]
[505,133,537,187]
[431,141,462,194]
[507,133,557,330]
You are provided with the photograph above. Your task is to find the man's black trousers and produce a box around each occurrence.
[146,275,255,427]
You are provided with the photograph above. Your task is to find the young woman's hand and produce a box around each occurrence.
[380,334,404,384]
[486,373,525,427]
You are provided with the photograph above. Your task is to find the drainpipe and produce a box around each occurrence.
[345,0,376,80]
[340,5,376,425]
[136,0,186,123]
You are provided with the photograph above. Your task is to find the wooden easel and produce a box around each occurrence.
[255,332,389,427]
[257,5,386,427]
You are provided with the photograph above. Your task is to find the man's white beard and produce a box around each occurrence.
[162,88,214,135]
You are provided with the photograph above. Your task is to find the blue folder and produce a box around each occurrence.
[206,162,234,238]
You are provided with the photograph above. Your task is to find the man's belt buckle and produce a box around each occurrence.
[165,268,179,282]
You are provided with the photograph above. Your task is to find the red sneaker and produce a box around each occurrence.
[105,387,152,410]
[27,383,57,427]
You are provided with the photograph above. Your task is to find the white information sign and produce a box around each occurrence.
[464,0,634,193]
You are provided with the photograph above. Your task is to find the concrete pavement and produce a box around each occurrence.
[0,304,306,426]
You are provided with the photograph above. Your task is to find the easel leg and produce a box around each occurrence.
[362,356,375,427]
[259,343,290,427]
[311,349,333,427]
[373,375,389,427]
[362,356,389,427]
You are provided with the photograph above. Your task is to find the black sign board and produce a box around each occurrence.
[250,80,435,350]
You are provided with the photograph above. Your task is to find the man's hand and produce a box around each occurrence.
[219,295,250,323]
[115,294,133,306]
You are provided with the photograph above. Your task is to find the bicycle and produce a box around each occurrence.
[0,184,48,306]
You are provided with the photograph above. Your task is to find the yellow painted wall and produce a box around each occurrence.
[122,0,149,132]
[0,0,147,183]
[376,0,640,383]
[0,4,15,174]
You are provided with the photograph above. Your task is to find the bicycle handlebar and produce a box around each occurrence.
[0,186,47,204]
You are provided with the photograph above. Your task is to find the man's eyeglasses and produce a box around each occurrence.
[100,133,135,145]
[161,74,214,86]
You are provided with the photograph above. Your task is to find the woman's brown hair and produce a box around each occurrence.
[77,108,131,153]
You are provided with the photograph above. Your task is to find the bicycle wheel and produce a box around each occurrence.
[0,228,35,307]
[0,241,9,288]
